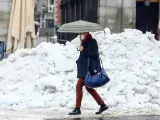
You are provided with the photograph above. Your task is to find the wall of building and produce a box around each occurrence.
[0,0,12,42]
[35,0,48,28]
[56,0,61,26]
[59,0,98,42]
[99,0,136,33]
[35,0,56,28]
[46,0,55,28]
[59,0,136,40]
[36,0,48,14]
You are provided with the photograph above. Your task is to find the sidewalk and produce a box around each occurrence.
[52,115,160,120]
[0,108,160,120]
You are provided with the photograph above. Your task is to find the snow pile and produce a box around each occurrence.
[0,29,160,110]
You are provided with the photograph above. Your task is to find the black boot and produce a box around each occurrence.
[95,104,108,114]
[68,108,81,115]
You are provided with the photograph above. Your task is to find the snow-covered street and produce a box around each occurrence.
[0,28,160,118]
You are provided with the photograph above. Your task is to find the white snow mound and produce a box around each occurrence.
[0,29,160,110]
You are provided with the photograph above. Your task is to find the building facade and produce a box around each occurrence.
[99,0,159,39]
[59,0,160,41]
[59,0,98,42]
[0,0,12,42]
[55,0,61,26]
[35,0,56,28]
[0,0,12,59]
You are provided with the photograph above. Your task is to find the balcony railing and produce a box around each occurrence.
[45,12,55,19]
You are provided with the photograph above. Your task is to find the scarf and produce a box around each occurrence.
[82,34,92,43]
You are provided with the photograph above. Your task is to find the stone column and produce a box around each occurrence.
[98,0,136,33]
[121,0,136,30]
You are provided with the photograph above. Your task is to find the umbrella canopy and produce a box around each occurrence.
[7,0,36,53]
[57,20,103,33]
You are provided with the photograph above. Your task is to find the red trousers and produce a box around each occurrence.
[76,78,104,108]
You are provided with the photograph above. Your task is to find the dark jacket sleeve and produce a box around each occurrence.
[83,39,99,58]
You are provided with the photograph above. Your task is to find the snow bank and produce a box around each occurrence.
[0,29,160,110]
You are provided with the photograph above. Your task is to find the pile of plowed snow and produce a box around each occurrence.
[0,29,160,110]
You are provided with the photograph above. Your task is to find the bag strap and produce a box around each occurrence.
[87,44,90,70]
[99,54,103,68]
[87,43,104,71]
[87,57,90,68]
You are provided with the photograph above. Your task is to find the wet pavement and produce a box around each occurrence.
[1,108,160,120]
[46,115,160,120]
[1,115,160,120]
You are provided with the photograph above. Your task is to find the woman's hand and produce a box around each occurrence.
[79,46,84,51]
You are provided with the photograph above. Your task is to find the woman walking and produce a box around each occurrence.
[69,32,108,115]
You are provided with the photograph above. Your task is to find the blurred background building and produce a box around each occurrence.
[0,0,12,60]
[33,0,60,38]
[59,0,159,42]
[35,0,55,28]
[0,0,159,45]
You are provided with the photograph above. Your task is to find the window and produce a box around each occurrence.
[50,0,54,5]
[47,20,54,28]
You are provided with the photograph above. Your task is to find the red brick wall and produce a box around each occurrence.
[56,0,61,25]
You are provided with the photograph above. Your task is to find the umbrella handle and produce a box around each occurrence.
[104,30,106,36]
[77,46,80,51]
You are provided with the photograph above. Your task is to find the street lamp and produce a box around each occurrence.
[42,4,46,10]
[42,4,46,28]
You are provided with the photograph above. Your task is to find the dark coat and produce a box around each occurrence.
[76,36,101,78]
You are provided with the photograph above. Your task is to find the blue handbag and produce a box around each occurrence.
[84,57,110,88]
